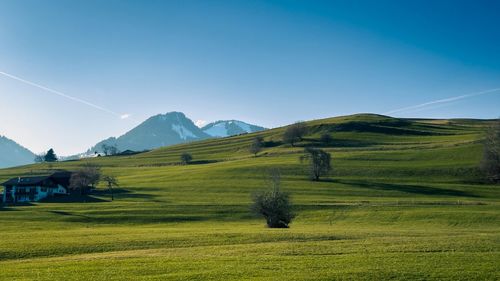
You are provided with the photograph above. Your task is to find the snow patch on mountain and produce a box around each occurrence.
[171,124,197,140]
[203,122,231,137]
[233,121,251,132]
[202,120,267,137]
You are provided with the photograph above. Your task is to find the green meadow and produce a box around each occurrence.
[0,114,498,280]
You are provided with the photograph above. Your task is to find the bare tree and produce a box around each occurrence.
[101,144,110,156]
[69,163,102,195]
[283,121,307,146]
[180,152,193,165]
[300,147,332,181]
[34,153,45,163]
[102,175,119,201]
[251,169,295,228]
[480,119,500,183]
[108,145,119,156]
[101,144,119,156]
[69,173,90,196]
[249,136,264,157]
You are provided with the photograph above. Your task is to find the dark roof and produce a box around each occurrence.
[1,176,50,186]
[51,171,72,187]
[1,171,73,187]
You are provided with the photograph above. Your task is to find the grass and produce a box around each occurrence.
[0,114,498,280]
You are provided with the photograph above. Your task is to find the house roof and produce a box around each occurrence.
[51,171,72,187]
[1,176,51,187]
[1,171,73,187]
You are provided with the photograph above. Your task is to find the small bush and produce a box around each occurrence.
[251,170,294,228]
[180,152,193,165]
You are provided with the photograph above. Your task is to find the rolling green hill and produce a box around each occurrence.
[0,114,498,280]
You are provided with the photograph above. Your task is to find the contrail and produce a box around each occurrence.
[385,88,500,115]
[0,71,133,120]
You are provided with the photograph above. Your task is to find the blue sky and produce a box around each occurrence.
[0,0,499,155]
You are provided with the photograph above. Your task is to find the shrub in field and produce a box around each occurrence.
[251,170,294,228]
[180,152,193,165]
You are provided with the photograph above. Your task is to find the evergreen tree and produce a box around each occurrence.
[44,148,58,162]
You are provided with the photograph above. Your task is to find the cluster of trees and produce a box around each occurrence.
[481,119,500,183]
[34,148,58,163]
[68,163,118,200]
[252,122,334,228]
[283,122,307,146]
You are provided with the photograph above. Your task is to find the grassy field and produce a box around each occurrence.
[0,114,498,280]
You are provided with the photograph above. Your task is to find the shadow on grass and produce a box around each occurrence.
[47,210,91,219]
[41,188,160,203]
[0,206,19,211]
[188,160,219,165]
[301,138,377,148]
[332,121,443,136]
[47,204,256,225]
[333,179,478,197]
[41,194,108,203]
[0,202,36,208]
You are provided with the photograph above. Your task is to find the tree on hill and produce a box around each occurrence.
[44,149,58,162]
[251,169,295,228]
[34,153,45,163]
[283,121,307,146]
[480,119,500,183]
[249,136,264,157]
[300,147,332,181]
[102,175,119,201]
[180,152,193,165]
[69,163,102,195]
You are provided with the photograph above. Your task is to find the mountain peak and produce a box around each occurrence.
[150,111,187,121]
[88,112,209,153]
[0,135,35,168]
[85,113,267,157]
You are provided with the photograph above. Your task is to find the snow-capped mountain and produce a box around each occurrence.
[89,112,210,153]
[202,120,267,137]
[86,113,267,156]
[0,135,35,168]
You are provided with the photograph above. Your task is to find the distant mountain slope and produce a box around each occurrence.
[0,135,35,168]
[202,120,266,137]
[88,112,210,153]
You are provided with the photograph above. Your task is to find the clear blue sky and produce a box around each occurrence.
[1,0,499,155]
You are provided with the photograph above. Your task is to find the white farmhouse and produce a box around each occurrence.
[1,171,72,203]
